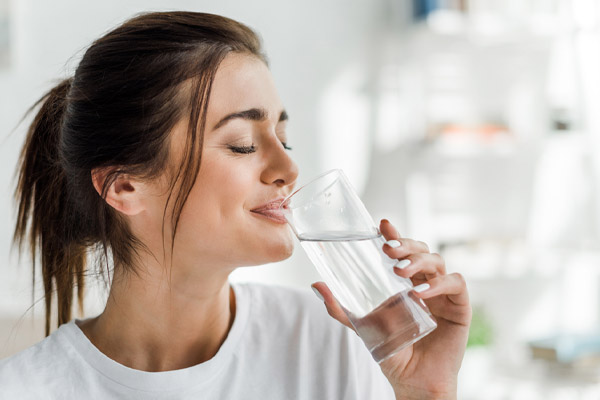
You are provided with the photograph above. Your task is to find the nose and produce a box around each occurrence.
[260,135,299,190]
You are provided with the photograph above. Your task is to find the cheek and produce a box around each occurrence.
[172,157,296,264]
[173,161,253,242]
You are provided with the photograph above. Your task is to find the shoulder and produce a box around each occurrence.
[235,281,318,308]
[234,281,335,330]
[232,281,348,351]
[232,281,396,399]
[0,322,80,398]
[0,333,56,380]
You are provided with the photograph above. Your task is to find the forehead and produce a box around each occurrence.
[206,52,282,123]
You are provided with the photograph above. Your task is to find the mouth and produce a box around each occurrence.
[250,197,289,224]
[250,209,288,224]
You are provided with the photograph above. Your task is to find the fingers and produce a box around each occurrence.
[379,218,401,240]
[380,220,430,260]
[311,282,356,332]
[383,238,430,260]
[380,219,440,282]
[392,252,447,278]
[412,273,469,306]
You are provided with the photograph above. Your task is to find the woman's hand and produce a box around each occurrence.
[311,219,471,400]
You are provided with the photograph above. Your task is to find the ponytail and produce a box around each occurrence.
[14,78,86,336]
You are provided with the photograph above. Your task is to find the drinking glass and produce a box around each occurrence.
[280,169,437,363]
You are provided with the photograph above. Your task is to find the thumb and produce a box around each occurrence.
[311,282,356,333]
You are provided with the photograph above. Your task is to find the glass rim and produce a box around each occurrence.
[280,168,343,210]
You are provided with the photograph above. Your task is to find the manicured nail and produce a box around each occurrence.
[413,283,430,293]
[385,240,401,248]
[394,259,411,269]
[312,286,324,301]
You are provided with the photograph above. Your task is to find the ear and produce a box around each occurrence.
[91,167,146,216]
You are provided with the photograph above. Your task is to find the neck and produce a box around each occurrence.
[79,263,236,372]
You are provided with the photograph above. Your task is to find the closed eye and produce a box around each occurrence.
[228,142,292,154]
[228,144,256,154]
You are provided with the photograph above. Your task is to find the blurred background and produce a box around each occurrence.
[1,0,599,398]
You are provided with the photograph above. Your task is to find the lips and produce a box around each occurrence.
[251,197,289,224]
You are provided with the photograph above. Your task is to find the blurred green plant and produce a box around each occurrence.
[467,306,493,348]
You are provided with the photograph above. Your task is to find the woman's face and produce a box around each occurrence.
[144,52,299,272]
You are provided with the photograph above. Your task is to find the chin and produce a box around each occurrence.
[266,237,296,262]
[245,237,296,267]
[275,240,295,261]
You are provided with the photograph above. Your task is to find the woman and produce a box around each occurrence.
[0,11,471,399]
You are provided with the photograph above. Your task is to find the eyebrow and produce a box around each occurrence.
[212,108,288,131]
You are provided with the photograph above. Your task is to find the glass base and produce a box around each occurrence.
[346,290,438,364]
[371,321,437,364]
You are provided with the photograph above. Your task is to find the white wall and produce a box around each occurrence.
[0,0,383,343]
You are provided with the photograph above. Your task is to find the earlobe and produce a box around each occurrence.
[90,168,145,216]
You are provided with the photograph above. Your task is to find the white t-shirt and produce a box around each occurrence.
[0,282,396,399]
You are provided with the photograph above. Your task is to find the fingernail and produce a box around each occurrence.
[385,239,401,248]
[413,283,430,293]
[312,286,324,301]
[394,259,411,269]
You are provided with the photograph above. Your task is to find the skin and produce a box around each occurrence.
[81,52,471,398]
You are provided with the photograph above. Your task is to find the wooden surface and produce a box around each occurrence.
[0,316,45,359]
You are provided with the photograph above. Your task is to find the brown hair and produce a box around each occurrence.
[13,11,267,335]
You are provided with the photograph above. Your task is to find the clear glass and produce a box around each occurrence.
[280,169,437,363]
